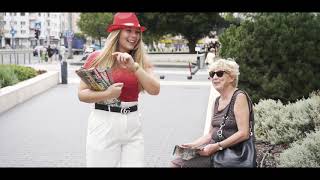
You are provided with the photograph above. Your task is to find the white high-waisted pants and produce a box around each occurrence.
[86,102,144,167]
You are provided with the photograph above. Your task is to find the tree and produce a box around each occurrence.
[219,13,320,104]
[77,13,113,47]
[138,13,228,53]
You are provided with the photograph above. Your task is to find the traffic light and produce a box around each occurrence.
[35,30,40,39]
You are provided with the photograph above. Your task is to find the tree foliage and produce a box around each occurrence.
[138,13,228,53]
[219,13,320,104]
[77,13,113,47]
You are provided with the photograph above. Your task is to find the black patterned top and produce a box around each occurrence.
[211,90,254,144]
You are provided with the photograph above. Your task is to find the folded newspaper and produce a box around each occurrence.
[172,145,203,160]
[75,67,121,106]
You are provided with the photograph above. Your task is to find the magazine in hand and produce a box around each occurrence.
[75,67,121,106]
[172,145,204,160]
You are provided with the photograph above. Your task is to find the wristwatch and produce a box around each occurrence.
[218,142,223,151]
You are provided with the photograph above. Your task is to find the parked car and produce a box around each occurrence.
[81,45,102,61]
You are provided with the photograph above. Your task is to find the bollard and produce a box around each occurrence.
[61,60,68,84]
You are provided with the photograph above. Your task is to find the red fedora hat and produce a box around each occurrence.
[107,12,146,33]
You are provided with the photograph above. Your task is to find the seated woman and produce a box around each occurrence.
[171,58,256,167]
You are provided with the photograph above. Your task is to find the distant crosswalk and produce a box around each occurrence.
[69,68,210,85]
[68,77,211,86]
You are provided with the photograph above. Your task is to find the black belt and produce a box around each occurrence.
[95,104,138,114]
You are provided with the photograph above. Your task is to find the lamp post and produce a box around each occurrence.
[67,13,73,59]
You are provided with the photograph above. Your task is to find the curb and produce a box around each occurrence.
[0,71,59,114]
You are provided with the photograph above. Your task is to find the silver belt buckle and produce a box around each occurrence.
[120,107,130,114]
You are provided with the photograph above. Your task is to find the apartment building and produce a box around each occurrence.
[0,13,80,49]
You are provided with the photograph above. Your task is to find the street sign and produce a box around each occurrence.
[35,22,41,30]
[65,30,74,38]
[10,28,16,36]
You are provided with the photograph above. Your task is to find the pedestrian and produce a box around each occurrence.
[47,45,54,63]
[171,58,257,167]
[205,47,216,66]
[59,45,66,61]
[53,45,59,61]
[78,12,160,167]
[41,46,47,62]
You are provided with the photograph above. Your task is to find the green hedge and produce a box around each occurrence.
[219,13,320,104]
[0,65,19,88]
[254,91,320,145]
[0,65,38,88]
[10,64,37,81]
[278,130,320,167]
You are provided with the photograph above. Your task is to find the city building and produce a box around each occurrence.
[0,13,81,49]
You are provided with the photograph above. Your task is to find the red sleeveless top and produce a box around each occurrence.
[83,51,139,102]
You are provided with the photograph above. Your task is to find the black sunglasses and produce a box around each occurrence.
[209,71,226,78]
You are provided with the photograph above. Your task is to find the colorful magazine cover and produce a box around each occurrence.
[172,145,203,160]
[75,67,121,107]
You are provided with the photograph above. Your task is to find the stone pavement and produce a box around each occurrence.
[0,56,219,167]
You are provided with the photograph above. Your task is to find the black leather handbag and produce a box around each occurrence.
[211,90,257,168]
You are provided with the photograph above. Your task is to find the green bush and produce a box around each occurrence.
[0,65,19,88]
[278,130,320,167]
[219,13,320,104]
[10,64,37,81]
[305,91,320,128]
[0,64,38,88]
[254,92,320,144]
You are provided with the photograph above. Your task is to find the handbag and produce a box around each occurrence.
[211,90,257,168]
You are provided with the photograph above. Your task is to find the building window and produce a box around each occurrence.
[38,13,41,16]
[21,13,25,16]
[21,21,26,25]
[21,30,26,34]
[47,13,50,17]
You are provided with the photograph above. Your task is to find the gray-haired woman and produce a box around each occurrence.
[171,58,256,167]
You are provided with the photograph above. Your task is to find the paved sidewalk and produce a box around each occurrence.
[0,58,217,167]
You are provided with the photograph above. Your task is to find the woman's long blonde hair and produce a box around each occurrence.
[88,30,147,70]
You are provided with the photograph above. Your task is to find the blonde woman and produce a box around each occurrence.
[78,12,160,167]
[171,58,256,167]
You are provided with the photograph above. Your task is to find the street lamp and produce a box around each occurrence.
[67,13,73,59]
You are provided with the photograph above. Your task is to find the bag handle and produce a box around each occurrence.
[216,89,253,141]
